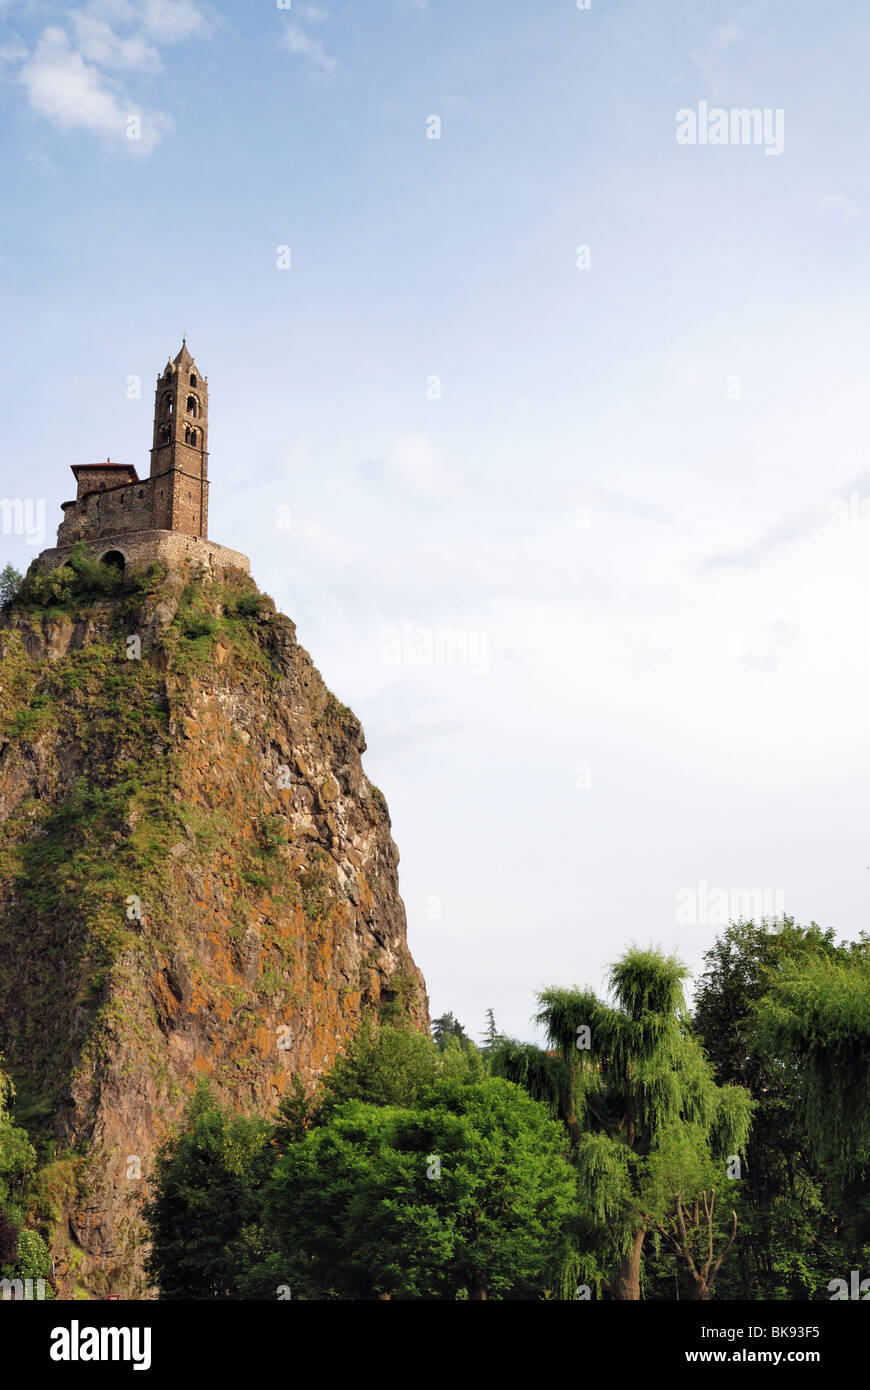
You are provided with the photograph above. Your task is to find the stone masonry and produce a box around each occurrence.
[37,342,249,579]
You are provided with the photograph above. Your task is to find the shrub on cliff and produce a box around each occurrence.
[17,543,167,610]
[0,1057,53,1294]
[0,564,22,607]
[0,1060,37,1222]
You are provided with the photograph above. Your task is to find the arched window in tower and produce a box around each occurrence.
[186,395,198,417]
[160,423,171,443]
[189,428,197,446]
[190,373,197,387]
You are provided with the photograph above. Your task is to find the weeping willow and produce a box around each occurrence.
[754,951,870,1177]
[491,946,754,1299]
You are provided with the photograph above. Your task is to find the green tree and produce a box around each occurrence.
[752,935,870,1272]
[321,1020,441,1109]
[0,1208,17,1267]
[493,948,753,1299]
[0,564,22,607]
[143,1082,273,1299]
[480,1007,500,1053]
[318,1021,482,1117]
[0,1058,37,1220]
[693,920,859,1298]
[0,1056,52,1294]
[754,943,870,1176]
[431,1012,470,1051]
[263,1078,576,1300]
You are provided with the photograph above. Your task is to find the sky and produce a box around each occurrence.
[1,0,869,1045]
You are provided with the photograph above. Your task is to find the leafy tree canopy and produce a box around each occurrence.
[264,1077,576,1300]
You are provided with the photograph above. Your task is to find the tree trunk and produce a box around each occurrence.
[469,1284,488,1300]
[613,1228,646,1299]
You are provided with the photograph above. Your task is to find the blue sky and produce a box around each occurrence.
[2,0,870,1043]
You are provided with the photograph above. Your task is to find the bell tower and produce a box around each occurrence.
[149,341,209,537]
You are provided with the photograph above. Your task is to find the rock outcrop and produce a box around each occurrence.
[0,561,428,1297]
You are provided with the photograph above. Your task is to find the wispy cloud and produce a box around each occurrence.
[0,39,28,67]
[592,487,676,526]
[743,619,799,674]
[701,470,870,572]
[355,434,468,504]
[10,0,213,154]
[138,0,211,43]
[69,11,162,73]
[293,3,329,22]
[690,23,744,97]
[280,22,338,74]
[20,26,170,153]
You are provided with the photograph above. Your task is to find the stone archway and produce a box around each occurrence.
[101,550,126,573]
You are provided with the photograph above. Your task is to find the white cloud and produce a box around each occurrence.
[70,11,161,72]
[280,23,338,73]
[380,435,466,501]
[691,21,744,95]
[0,39,28,67]
[743,619,799,673]
[712,23,743,50]
[20,26,171,154]
[140,0,211,43]
[10,0,212,154]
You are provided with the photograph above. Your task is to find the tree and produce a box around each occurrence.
[0,1207,17,1267]
[0,564,21,607]
[641,1128,740,1299]
[751,936,870,1267]
[430,1012,470,1051]
[263,1078,576,1300]
[143,1082,273,1299]
[480,1008,500,1053]
[493,948,753,1299]
[754,944,870,1176]
[693,920,858,1299]
[321,1021,441,1110]
[0,1055,52,1293]
[0,1058,37,1220]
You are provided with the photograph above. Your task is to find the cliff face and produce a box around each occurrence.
[0,563,428,1298]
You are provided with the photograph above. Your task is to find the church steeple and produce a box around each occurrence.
[149,343,209,537]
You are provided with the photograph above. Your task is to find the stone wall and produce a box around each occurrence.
[58,481,153,546]
[166,470,210,538]
[34,530,250,579]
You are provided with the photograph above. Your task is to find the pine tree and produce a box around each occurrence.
[480,1008,500,1052]
[431,1012,469,1051]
